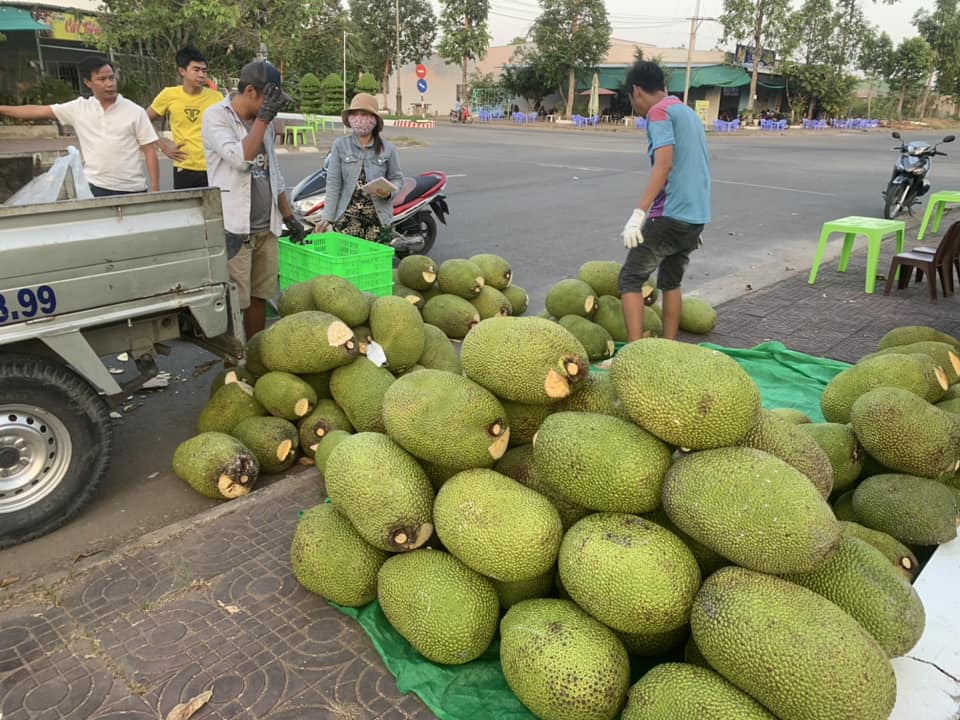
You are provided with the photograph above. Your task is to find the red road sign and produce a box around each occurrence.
[415,64,427,79]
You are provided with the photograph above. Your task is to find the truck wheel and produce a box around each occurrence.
[0,356,113,548]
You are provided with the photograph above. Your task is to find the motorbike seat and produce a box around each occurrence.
[393,174,443,208]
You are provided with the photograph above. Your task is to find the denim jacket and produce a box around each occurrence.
[321,133,403,228]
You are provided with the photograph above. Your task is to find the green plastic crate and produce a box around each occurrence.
[278,231,394,293]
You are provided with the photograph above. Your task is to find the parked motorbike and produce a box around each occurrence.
[449,107,472,123]
[287,157,449,256]
[883,131,954,219]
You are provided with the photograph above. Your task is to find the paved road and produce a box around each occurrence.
[4,124,958,581]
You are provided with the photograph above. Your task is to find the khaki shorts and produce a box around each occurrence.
[227,230,278,309]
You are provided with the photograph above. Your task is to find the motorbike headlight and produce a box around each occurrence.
[911,166,927,175]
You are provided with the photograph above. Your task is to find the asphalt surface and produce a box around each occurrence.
[4,123,959,582]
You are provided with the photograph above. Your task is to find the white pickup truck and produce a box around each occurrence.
[0,189,244,546]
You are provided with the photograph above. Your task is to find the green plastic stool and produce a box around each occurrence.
[807,216,905,294]
[917,190,960,241]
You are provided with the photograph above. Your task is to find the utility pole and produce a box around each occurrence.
[342,28,347,112]
[682,0,701,106]
[395,0,402,116]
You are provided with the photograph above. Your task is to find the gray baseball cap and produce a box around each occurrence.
[238,60,292,105]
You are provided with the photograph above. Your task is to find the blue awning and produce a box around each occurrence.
[0,7,50,31]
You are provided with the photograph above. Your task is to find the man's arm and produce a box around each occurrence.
[147,104,187,162]
[637,144,674,212]
[0,105,56,121]
[142,143,160,191]
[241,119,270,161]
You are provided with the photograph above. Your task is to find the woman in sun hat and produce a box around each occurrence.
[316,92,403,243]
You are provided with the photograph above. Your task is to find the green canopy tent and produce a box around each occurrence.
[0,7,52,75]
[666,64,751,93]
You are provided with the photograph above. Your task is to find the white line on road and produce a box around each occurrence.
[712,179,836,197]
[446,173,468,177]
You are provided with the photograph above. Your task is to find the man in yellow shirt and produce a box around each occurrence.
[148,46,222,188]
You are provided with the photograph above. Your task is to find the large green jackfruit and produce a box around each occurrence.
[557,315,615,360]
[313,429,351,475]
[852,473,959,545]
[231,416,299,474]
[559,513,701,634]
[377,549,499,664]
[433,469,562,582]
[243,330,269,378]
[253,371,317,420]
[500,599,630,720]
[438,258,485,297]
[197,381,265,434]
[877,325,960,352]
[207,367,256,398]
[840,521,919,582]
[297,400,353,458]
[610,340,761,449]
[421,294,481,338]
[622,663,776,720]
[678,297,717,334]
[329,357,395,433]
[502,285,529,315]
[469,253,513,290]
[663,447,840,574]
[461,316,590,404]
[783,534,924,657]
[533,412,672,513]
[545,278,598,318]
[577,260,622,298]
[396,254,437,291]
[382,369,509,470]
[691,567,897,720]
[277,280,316,316]
[799,422,864,494]
[324,432,434,551]
[310,275,368,326]
[290,503,388,607]
[416,323,462,374]
[369,295,426,373]
[821,353,949,423]
[494,444,591,530]
[172,432,259,499]
[863,340,960,383]
[592,295,628,342]
[850,387,960,478]
[737,409,834,497]
[469,286,513,319]
[259,311,358,373]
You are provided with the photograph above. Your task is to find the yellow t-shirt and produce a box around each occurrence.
[150,86,223,171]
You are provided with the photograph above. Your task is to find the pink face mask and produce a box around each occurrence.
[349,114,377,136]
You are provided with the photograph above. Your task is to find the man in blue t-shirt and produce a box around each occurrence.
[619,61,711,341]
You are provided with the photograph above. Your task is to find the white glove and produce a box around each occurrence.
[623,208,646,249]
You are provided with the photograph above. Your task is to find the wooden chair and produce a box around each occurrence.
[884,221,960,302]
[911,219,960,291]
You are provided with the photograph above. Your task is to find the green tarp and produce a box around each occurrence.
[327,341,852,720]
[666,64,751,93]
[0,7,50,31]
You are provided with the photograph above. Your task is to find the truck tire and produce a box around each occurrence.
[0,356,113,548]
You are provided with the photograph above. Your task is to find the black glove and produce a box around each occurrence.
[284,215,307,244]
[257,83,288,123]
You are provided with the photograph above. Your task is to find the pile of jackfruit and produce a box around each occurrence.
[172,254,958,719]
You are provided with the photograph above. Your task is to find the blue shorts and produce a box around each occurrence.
[619,216,703,293]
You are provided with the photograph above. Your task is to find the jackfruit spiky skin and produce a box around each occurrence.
[369,295,426,373]
[309,274,369,326]
[197,381,266,434]
[500,599,630,720]
[832,489,857,521]
[253,371,317,420]
[502,285,529,316]
[850,387,960,478]
[290,503,388,607]
[416,323,462,374]
[691,567,897,720]
[393,282,425,309]
[839,521,919,582]
[616,625,689,658]
[469,253,513,290]
[260,311,358,374]
[469,286,513,319]
[494,444,591,531]
[500,400,554,447]
[377,548,499,665]
[621,663,777,720]
[433,469,563,582]
[243,330,269,378]
[684,637,710,669]
[643,306,663,337]
[299,371,333,400]
[592,295,628,342]
[324,432,434,552]
[610,340,761,449]
[382,369,509,470]
[821,353,948,423]
[313,429,352,475]
[491,571,555,610]
[737,409,834,498]
[783,534,925,657]
[557,315,615,360]
[231,416,299,474]
[297,400,354,459]
[559,513,701,634]
[438,258,485,298]
[877,325,960,353]
[461,316,590,405]
[329,357,395,433]
[397,254,438,291]
[577,260,622,298]
[533,412,672,513]
[208,366,257,398]
[172,432,259,499]
[421,294,481,338]
[852,473,959,545]
[641,507,728,577]
[555,372,627,418]
[277,280,316,316]
[799,422,864,494]
[770,407,812,424]
[545,278,598,318]
[662,447,841,574]
[678,297,717,334]
[863,341,960,383]
[937,396,960,414]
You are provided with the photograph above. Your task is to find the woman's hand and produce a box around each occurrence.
[374,187,392,199]
[316,219,331,233]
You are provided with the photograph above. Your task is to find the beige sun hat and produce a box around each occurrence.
[342,93,383,132]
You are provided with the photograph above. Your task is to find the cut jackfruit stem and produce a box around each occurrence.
[236,381,255,397]
[309,443,319,453]
[949,351,960,375]
[489,430,510,459]
[935,367,949,390]
[390,523,434,551]
[584,297,595,313]
[544,369,572,399]
[327,321,355,347]
[294,398,311,417]
[489,421,505,437]
[276,440,293,461]
[901,557,914,570]
[225,370,239,384]
[475,276,485,290]
[565,361,582,377]
[422,271,437,283]
[218,473,251,498]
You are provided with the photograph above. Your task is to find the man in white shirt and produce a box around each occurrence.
[0,55,159,196]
